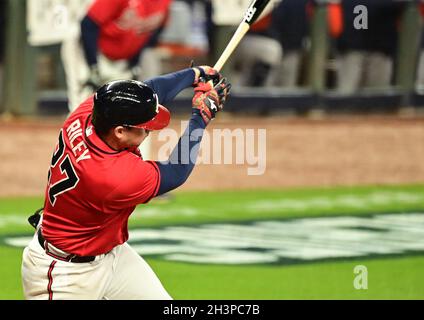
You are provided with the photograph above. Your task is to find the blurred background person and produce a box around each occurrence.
[180,0,211,52]
[230,0,342,89]
[61,0,173,162]
[335,0,405,94]
[62,0,173,113]
[0,0,5,107]
[230,0,310,89]
[416,0,424,91]
[271,0,342,89]
[230,1,283,88]
[267,0,310,89]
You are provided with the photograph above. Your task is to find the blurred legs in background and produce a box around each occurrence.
[0,64,3,107]
[336,51,393,94]
[232,35,283,87]
[416,50,424,91]
[336,51,363,94]
[61,36,91,113]
[363,52,393,89]
[277,50,302,89]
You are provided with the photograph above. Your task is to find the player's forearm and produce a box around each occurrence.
[156,111,206,195]
[145,69,195,105]
[81,16,100,67]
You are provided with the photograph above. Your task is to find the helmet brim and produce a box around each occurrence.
[132,105,171,131]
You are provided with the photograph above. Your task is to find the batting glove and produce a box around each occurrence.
[192,78,232,125]
[192,66,223,87]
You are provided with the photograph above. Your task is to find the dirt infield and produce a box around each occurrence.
[1,115,424,197]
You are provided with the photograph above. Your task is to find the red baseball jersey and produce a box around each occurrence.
[42,97,161,256]
[88,0,172,60]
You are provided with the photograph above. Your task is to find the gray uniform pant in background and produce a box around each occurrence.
[232,35,283,87]
[276,51,302,89]
[336,51,393,94]
[416,51,424,91]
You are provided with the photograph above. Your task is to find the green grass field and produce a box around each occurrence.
[1,185,424,300]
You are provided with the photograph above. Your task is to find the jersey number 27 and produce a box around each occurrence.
[47,130,80,206]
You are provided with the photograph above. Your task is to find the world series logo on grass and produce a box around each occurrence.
[4,212,424,265]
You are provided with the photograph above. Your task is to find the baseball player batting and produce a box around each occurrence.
[21,66,231,300]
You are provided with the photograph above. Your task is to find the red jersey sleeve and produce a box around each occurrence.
[87,0,128,25]
[106,159,161,209]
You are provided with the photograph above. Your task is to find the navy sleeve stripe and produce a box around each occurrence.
[156,111,206,196]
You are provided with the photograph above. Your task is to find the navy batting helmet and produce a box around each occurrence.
[92,80,170,131]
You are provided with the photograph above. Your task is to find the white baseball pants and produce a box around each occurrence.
[21,232,172,300]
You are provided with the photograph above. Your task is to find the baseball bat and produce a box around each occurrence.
[214,0,272,72]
